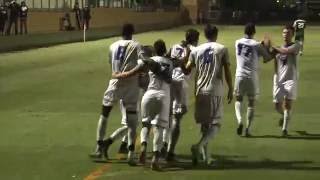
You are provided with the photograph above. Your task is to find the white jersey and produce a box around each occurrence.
[189,42,230,96]
[109,39,143,74]
[170,44,195,82]
[147,56,173,94]
[235,37,271,78]
[275,42,301,83]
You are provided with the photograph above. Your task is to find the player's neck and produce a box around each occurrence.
[122,36,132,40]
[244,35,253,39]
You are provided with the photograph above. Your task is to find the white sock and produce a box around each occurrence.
[110,126,128,141]
[201,143,209,161]
[140,126,149,143]
[163,127,171,144]
[235,101,243,125]
[198,125,220,148]
[246,107,254,129]
[282,110,291,131]
[96,115,108,141]
[153,126,164,152]
[122,135,128,143]
[127,126,137,149]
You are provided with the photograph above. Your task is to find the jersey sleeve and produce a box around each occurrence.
[257,43,273,61]
[221,47,230,65]
[188,49,197,67]
[289,42,301,55]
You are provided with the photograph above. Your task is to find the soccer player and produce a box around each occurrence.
[234,23,273,137]
[113,39,173,170]
[162,29,200,161]
[182,24,233,165]
[293,18,306,55]
[271,24,301,137]
[89,24,145,165]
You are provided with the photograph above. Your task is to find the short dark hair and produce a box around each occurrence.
[185,29,200,44]
[284,24,295,35]
[154,39,167,56]
[122,23,135,37]
[204,24,218,40]
[244,23,256,36]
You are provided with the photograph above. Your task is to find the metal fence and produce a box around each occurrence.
[0,0,180,10]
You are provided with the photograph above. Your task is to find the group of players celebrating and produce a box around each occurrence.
[89,21,304,170]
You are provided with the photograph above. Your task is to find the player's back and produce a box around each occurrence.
[235,38,262,78]
[171,43,189,82]
[191,42,229,96]
[110,39,140,74]
[147,56,173,94]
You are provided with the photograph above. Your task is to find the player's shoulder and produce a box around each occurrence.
[172,43,182,49]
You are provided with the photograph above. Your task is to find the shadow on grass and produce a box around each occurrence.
[247,131,320,140]
[161,154,320,172]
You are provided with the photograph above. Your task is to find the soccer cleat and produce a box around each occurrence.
[151,154,161,171]
[103,138,113,159]
[139,151,147,164]
[128,151,137,166]
[118,141,128,154]
[191,145,200,166]
[245,128,252,137]
[282,129,288,137]
[89,147,103,159]
[160,142,168,158]
[278,118,284,127]
[237,123,244,136]
[89,140,105,159]
[166,152,177,162]
[205,158,214,167]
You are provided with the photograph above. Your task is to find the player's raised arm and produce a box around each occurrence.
[181,48,194,75]
[222,48,233,104]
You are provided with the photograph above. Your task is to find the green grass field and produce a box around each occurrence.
[0,25,320,180]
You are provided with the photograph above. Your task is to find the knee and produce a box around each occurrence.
[142,122,151,129]
[284,100,292,110]
[248,99,255,107]
[102,105,112,117]
[236,96,243,102]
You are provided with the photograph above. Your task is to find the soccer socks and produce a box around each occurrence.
[163,127,171,146]
[110,126,128,141]
[96,115,108,141]
[140,126,150,144]
[198,125,220,149]
[235,101,243,125]
[246,107,254,129]
[168,117,181,153]
[282,109,291,131]
[153,126,164,152]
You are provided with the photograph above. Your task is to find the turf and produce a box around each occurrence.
[0,25,319,180]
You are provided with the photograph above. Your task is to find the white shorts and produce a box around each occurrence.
[273,77,297,103]
[141,89,170,128]
[102,78,140,125]
[171,80,188,115]
[234,76,259,98]
[195,93,223,125]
